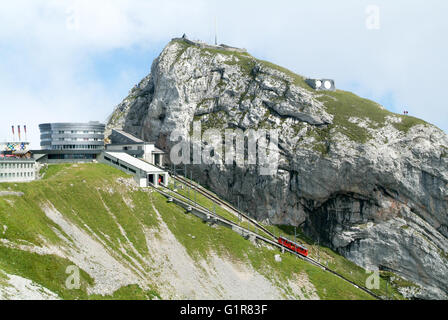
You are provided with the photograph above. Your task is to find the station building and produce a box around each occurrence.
[0,141,37,183]
[0,158,37,182]
[25,122,169,188]
[99,151,168,187]
[106,129,165,166]
[35,122,105,163]
[103,129,168,187]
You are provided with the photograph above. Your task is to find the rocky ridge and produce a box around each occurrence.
[107,38,448,299]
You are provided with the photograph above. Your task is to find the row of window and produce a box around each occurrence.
[0,163,34,169]
[122,146,143,151]
[50,145,103,150]
[58,138,101,141]
[0,172,34,178]
[41,130,103,135]
[104,156,136,174]
[47,154,96,160]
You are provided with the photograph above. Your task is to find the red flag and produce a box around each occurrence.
[18,125,21,141]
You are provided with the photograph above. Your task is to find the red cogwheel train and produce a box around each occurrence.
[277,236,309,257]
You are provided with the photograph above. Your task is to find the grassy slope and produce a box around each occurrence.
[164,177,411,300]
[0,164,160,299]
[0,163,379,299]
[264,225,415,300]
[151,191,373,300]
[166,180,259,234]
[315,90,428,144]
[172,39,433,146]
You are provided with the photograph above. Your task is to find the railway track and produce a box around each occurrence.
[172,174,277,240]
[151,182,383,300]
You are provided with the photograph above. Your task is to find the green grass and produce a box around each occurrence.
[89,284,161,300]
[441,146,448,158]
[39,163,71,180]
[0,246,94,299]
[0,270,8,288]
[167,177,410,299]
[171,39,190,67]
[315,90,429,144]
[0,163,162,299]
[170,39,433,145]
[198,110,228,132]
[167,179,265,236]
[256,59,310,90]
[168,180,238,222]
[263,224,409,299]
[0,163,402,299]
[150,191,373,299]
[0,245,159,300]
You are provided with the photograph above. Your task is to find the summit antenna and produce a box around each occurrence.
[214,17,218,45]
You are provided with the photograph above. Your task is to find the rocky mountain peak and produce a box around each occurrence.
[107,37,448,299]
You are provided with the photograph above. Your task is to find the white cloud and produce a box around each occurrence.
[0,0,446,148]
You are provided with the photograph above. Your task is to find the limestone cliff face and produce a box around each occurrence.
[107,38,448,299]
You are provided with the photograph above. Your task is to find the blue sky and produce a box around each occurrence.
[0,0,447,148]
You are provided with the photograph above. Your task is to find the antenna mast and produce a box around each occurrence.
[214,17,218,45]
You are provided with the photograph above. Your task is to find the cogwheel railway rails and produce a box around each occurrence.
[149,176,383,300]
[173,174,276,239]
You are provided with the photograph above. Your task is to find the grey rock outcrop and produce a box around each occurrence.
[107,38,448,299]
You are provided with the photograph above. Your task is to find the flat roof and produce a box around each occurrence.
[30,149,103,155]
[0,157,35,162]
[104,151,165,173]
[152,147,165,154]
[112,129,145,144]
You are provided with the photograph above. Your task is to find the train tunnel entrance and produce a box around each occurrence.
[148,174,155,185]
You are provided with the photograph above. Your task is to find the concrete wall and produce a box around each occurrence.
[152,152,164,167]
[98,152,169,188]
[143,144,154,163]
[106,143,157,165]
[98,153,145,185]
[43,158,96,164]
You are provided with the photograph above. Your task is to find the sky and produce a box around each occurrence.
[0,0,447,148]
